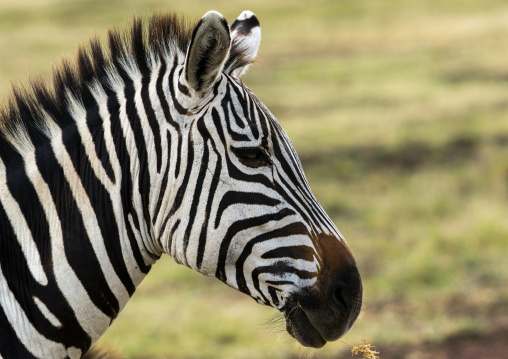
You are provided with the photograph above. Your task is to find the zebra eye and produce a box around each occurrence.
[232,146,271,168]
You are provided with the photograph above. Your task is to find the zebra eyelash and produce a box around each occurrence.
[231,146,272,168]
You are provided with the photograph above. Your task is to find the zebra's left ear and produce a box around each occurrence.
[223,11,261,78]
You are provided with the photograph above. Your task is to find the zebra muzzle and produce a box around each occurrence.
[283,266,362,348]
[282,233,363,349]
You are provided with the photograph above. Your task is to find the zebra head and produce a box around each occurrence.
[162,11,363,348]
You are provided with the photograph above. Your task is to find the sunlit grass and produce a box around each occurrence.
[1,0,508,358]
[99,257,293,359]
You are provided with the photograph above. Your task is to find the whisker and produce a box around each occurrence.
[261,311,286,339]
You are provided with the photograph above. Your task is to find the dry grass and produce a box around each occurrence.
[2,0,508,358]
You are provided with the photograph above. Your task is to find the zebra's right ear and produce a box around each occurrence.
[184,11,231,94]
[224,11,261,78]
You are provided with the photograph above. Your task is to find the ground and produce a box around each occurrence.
[1,0,508,358]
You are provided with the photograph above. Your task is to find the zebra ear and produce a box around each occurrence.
[224,11,261,78]
[184,11,231,94]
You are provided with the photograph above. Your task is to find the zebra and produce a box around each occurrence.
[0,10,362,358]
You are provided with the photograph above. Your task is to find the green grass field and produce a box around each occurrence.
[2,1,508,358]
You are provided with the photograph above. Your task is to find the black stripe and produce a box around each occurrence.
[209,107,228,158]
[86,91,116,183]
[107,92,150,274]
[268,286,281,307]
[166,219,181,259]
[221,87,251,142]
[196,138,221,269]
[178,79,190,96]
[63,121,135,297]
[252,263,317,302]
[215,207,295,282]
[163,126,194,231]
[227,101,248,135]
[262,245,316,262]
[254,262,318,281]
[169,56,188,115]
[225,155,275,190]
[235,222,310,295]
[124,79,152,230]
[246,92,259,139]
[36,135,119,319]
[271,121,333,229]
[155,61,183,179]
[175,129,183,179]
[273,170,317,233]
[0,297,38,359]
[182,116,208,263]
[211,107,274,189]
[156,60,180,128]
[152,129,171,225]
[265,280,295,286]
[141,70,162,172]
[215,191,280,229]
[0,163,91,350]
[227,81,249,129]
[270,133,322,231]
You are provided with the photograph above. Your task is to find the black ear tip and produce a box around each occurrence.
[231,11,260,35]
[238,10,259,23]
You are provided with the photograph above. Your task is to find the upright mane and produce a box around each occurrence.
[0,13,195,161]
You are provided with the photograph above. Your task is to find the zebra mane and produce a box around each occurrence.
[0,12,251,161]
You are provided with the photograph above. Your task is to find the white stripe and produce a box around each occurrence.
[89,80,146,287]
[0,264,67,358]
[184,139,219,272]
[109,71,158,266]
[0,120,35,155]
[147,62,164,218]
[66,91,114,191]
[23,150,110,344]
[132,64,158,191]
[0,158,48,286]
[33,296,62,328]
[48,127,131,311]
[271,163,324,233]
[68,347,82,358]
[245,237,318,307]
[153,60,184,240]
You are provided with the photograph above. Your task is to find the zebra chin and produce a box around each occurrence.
[282,236,363,348]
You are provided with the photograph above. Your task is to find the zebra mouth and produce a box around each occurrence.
[282,272,362,349]
[284,305,327,348]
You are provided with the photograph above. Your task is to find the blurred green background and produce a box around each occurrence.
[2,0,508,358]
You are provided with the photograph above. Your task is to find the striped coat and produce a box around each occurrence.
[0,10,362,358]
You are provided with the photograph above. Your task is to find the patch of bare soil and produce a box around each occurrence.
[362,326,508,359]
[300,133,508,172]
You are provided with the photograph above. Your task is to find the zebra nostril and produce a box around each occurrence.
[331,282,351,313]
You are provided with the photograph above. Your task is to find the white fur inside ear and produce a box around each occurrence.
[235,26,260,60]
[226,11,261,78]
[231,29,260,78]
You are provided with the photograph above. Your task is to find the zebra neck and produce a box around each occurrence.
[0,59,183,355]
